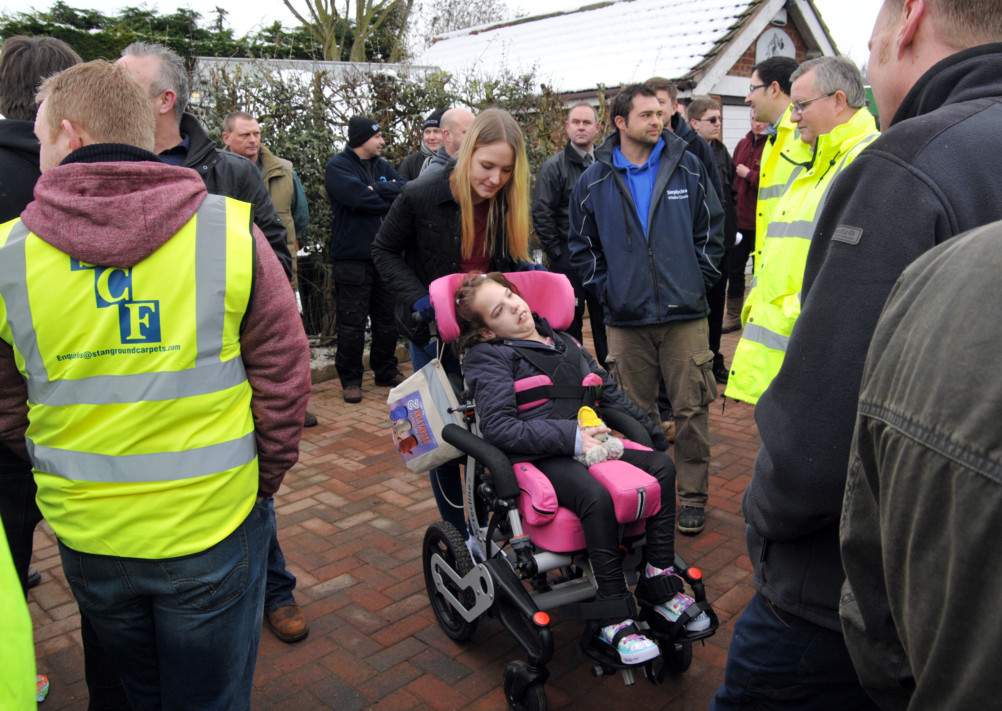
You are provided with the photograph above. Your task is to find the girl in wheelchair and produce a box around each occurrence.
[454,271,710,666]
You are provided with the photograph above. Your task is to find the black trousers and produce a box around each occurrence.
[725,228,756,300]
[0,452,41,593]
[333,260,399,386]
[532,448,676,599]
[564,270,608,369]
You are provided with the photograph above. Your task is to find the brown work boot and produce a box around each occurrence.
[722,297,744,333]
[266,604,309,643]
[342,385,362,403]
[661,420,676,444]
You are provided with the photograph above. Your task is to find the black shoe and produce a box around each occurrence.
[713,361,729,384]
[678,506,705,535]
[374,372,405,387]
[342,385,363,403]
[27,569,41,589]
[304,411,318,428]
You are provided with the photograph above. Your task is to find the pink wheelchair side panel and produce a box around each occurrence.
[588,460,661,523]
[513,462,558,526]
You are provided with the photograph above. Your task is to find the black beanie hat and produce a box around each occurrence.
[348,116,380,148]
[422,108,445,129]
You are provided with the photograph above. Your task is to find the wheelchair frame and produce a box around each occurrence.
[421,391,719,711]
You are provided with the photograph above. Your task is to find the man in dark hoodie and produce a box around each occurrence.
[0,59,310,710]
[116,42,293,278]
[325,117,405,403]
[0,34,80,596]
[713,1,1002,708]
[568,83,724,538]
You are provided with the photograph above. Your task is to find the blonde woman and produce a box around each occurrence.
[372,107,542,533]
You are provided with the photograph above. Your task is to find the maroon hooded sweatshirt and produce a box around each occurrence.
[0,145,311,496]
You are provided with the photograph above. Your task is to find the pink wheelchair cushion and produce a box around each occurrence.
[587,459,661,523]
[513,462,558,526]
[513,458,661,552]
[621,439,653,452]
[523,510,648,554]
[429,271,575,343]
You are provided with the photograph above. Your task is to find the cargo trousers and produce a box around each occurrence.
[606,317,717,508]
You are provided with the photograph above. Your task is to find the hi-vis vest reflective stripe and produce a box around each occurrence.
[0,195,258,559]
[727,108,880,405]
[0,525,35,709]
[753,104,812,274]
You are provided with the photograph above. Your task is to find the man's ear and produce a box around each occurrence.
[60,118,86,152]
[897,0,926,57]
[613,115,627,132]
[158,89,177,118]
[479,327,496,341]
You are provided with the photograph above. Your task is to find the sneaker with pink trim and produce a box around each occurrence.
[597,619,661,665]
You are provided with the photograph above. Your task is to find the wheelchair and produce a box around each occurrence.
[417,271,718,710]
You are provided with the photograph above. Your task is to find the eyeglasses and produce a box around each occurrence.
[748,83,767,94]
[791,92,836,115]
[695,116,720,125]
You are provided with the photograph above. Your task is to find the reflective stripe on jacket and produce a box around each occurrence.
[0,195,259,558]
[753,104,812,272]
[728,108,879,404]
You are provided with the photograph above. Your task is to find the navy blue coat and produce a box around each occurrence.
[463,319,664,458]
[325,147,404,262]
[567,130,725,327]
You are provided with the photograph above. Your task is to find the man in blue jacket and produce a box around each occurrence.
[569,83,725,535]
[325,116,406,403]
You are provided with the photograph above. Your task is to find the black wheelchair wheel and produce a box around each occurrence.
[422,521,479,642]
[665,639,693,674]
[504,661,548,711]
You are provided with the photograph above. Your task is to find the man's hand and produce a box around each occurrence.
[736,163,751,179]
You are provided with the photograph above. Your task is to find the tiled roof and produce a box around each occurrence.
[419,0,760,94]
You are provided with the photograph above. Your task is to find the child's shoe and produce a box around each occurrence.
[640,564,711,633]
[597,619,660,665]
[37,674,50,703]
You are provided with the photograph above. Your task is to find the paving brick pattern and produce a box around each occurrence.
[31,330,759,710]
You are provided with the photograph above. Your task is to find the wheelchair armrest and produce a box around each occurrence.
[600,407,653,448]
[441,424,520,500]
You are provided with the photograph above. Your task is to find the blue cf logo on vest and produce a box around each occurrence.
[71,258,162,344]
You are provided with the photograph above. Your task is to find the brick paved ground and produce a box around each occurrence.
[31,329,759,710]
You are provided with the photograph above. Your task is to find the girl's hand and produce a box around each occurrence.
[581,425,610,438]
[581,430,607,455]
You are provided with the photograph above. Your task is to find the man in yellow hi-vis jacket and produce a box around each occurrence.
[727,57,879,404]
[0,61,310,710]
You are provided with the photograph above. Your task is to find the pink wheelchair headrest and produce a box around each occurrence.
[429,271,576,344]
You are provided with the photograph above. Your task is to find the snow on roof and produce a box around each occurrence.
[418,0,759,94]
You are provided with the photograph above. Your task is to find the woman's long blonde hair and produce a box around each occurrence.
[449,108,531,263]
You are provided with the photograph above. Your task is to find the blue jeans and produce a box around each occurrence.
[263,497,297,611]
[60,500,270,711]
[712,592,878,710]
[409,339,467,534]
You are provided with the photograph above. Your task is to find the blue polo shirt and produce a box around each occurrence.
[612,137,665,238]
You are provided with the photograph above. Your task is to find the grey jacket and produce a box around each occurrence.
[841,219,1002,710]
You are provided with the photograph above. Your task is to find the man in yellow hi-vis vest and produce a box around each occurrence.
[0,61,311,710]
[727,57,879,405]
[743,56,810,277]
